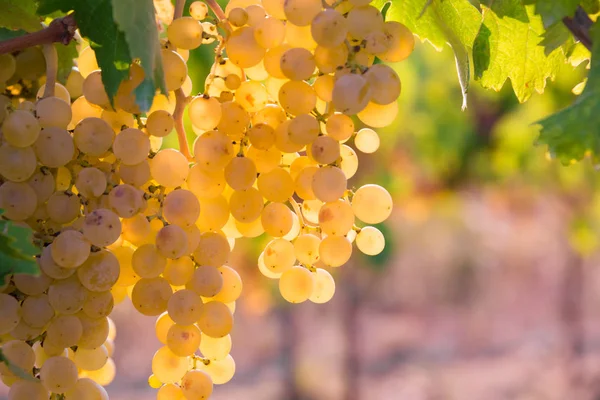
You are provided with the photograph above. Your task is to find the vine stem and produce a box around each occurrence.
[42,43,58,98]
[172,0,193,160]
[205,0,232,34]
[0,14,77,55]
[173,88,193,161]
[562,6,593,51]
[289,197,319,229]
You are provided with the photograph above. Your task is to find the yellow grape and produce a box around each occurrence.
[226,27,265,68]
[254,16,285,48]
[318,199,355,236]
[167,323,202,356]
[319,235,352,267]
[167,289,203,325]
[311,9,348,47]
[211,265,243,303]
[279,266,315,303]
[152,346,188,384]
[356,226,385,255]
[168,17,203,49]
[278,80,316,116]
[197,301,234,338]
[261,202,293,237]
[378,21,415,62]
[200,333,232,361]
[151,148,190,188]
[131,277,173,316]
[312,166,347,202]
[357,100,399,128]
[346,5,384,40]
[257,167,295,202]
[187,266,224,297]
[229,187,264,222]
[309,268,335,303]
[280,47,316,81]
[181,370,213,399]
[351,184,393,224]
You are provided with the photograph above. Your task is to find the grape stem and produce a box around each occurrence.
[289,197,319,229]
[204,0,232,34]
[171,0,194,161]
[42,43,58,98]
[0,14,77,55]
[173,88,193,161]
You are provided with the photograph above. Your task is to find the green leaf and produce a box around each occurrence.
[581,0,600,14]
[537,23,600,163]
[0,216,39,285]
[0,27,27,41]
[540,22,572,55]
[38,0,132,102]
[534,0,578,28]
[377,0,481,51]
[55,41,77,83]
[473,1,565,103]
[111,0,166,110]
[0,0,41,32]
[374,0,481,108]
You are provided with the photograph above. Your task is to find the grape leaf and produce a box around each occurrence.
[373,0,481,108]
[0,27,27,41]
[0,0,41,32]
[0,215,39,285]
[473,1,565,103]
[38,0,132,104]
[111,0,166,111]
[534,0,578,28]
[55,41,77,83]
[537,24,600,163]
[540,22,572,55]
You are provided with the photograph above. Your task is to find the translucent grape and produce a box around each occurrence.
[77,249,120,292]
[332,74,371,115]
[224,156,257,190]
[325,113,354,142]
[8,380,48,400]
[40,356,78,394]
[193,130,234,172]
[346,5,384,40]
[77,313,109,349]
[190,1,209,19]
[64,377,108,400]
[0,143,37,182]
[279,266,315,303]
[33,127,75,168]
[0,181,37,221]
[280,47,316,81]
[132,277,173,316]
[168,17,203,49]
[146,110,174,137]
[46,191,81,224]
[357,101,399,128]
[354,128,380,153]
[310,135,341,164]
[263,238,295,273]
[35,97,72,128]
[257,167,294,202]
[364,64,401,105]
[82,208,122,247]
[166,323,201,356]
[3,110,40,147]
[151,148,190,188]
[162,50,188,91]
[113,128,151,165]
[211,265,243,303]
[283,0,321,26]
[51,230,90,268]
[312,166,347,202]
[225,27,265,68]
[356,226,385,255]
[156,224,188,259]
[193,231,230,266]
[309,268,335,303]
[189,96,222,131]
[187,266,224,297]
[167,289,204,325]
[351,184,393,224]
[164,257,195,286]
[278,80,316,116]
[46,315,83,349]
[319,235,352,267]
[261,202,293,237]
[163,189,200,228]
[181,369,213,399]
[199,354,236,384]
[73,117,115,156]
[229,188,264,223]
[13,272,51,296]
[318,199,354,236]
[152,346,189,384]
[311,9,347,47]
[82,290,114,318]
[379,21,415,62]
[75,167,107,198]
[254,16,285,49]
[197,301,233,338]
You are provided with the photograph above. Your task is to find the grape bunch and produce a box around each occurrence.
[0,0,413,397]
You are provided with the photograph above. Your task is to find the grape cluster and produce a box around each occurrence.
[0,0,413,398]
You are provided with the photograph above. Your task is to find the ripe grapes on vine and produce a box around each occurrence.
[0,0,408,398]
[0,0,597,399]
